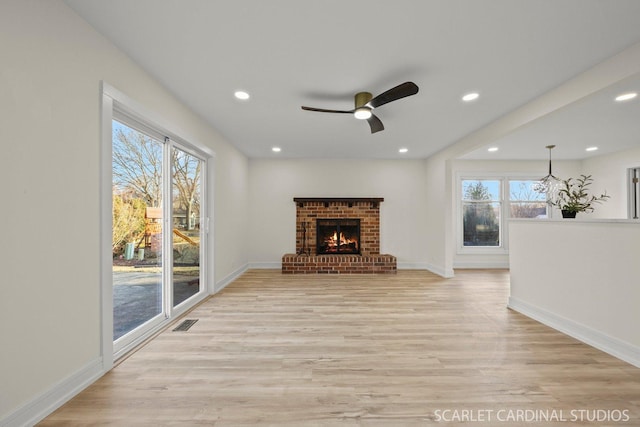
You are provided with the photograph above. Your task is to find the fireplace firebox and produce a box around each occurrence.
[316,218,360,255]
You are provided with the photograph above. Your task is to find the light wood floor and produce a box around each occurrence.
[40,270,640,426]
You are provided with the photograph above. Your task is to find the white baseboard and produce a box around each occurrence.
[508,297,640,368]
[422,262,455,278]
[214,264,249,293]
[398,263,457,278]
[453,261,510,269]
[248,262,281,269]
[397,262,430,270]
[1,357,103,427]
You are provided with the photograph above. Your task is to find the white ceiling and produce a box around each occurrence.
[461,72,640,160]
[64,0,640,160]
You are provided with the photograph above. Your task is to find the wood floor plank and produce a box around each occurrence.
[39,270,640,426]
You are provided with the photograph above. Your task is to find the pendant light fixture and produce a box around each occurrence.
[533,145,561,194]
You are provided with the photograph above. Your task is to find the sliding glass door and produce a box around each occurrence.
[171,147,203,307]
[112,120,164,341]
[111,118,206,351]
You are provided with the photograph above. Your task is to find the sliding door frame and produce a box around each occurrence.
[628,167,640,220]
[100,82,214,369]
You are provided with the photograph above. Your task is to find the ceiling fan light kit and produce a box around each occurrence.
[301,81,419,134]
[354,107,372,120]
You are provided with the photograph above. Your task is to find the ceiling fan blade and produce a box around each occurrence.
[367,114,384,133]
[367,81,419,109]
[301,106,353,114]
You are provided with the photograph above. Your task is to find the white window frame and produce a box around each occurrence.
[456,172,547,255]
[101,82,214,369]
[458,175,504,254]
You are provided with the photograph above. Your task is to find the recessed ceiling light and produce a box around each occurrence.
[462,92,479,102]
[487,147,499,152]
[585,146,598,152]
[271,147,281,152]
[615,92,637,102]
[398,148,408,153]
[234,90,250,100]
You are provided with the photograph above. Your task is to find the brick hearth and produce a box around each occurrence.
[282,254,397,274]
[282,197,397,274]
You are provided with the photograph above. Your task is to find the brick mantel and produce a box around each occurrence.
[294,197,384,206]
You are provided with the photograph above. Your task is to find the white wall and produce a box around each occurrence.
[248,159,429,269]
[212,148,250,285]
[0,0,248,423]
[581,146,640,219]
[423,155,451,276]
[509,219,640,367]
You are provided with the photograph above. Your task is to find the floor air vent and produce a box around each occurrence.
[172,319,198,332]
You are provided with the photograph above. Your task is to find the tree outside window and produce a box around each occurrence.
[112,120,202,258]
[509,180,547,218]
[462,180,500,247]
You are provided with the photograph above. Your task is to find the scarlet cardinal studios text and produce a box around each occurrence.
[433,408,630,423]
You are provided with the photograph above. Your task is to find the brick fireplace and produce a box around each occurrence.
[282,197,397,274]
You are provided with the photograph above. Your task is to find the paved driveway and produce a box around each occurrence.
[113,271,199,340]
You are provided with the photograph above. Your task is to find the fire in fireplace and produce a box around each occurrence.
[316,218,360,255]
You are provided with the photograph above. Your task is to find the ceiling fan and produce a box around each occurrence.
[301,81,419,134]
